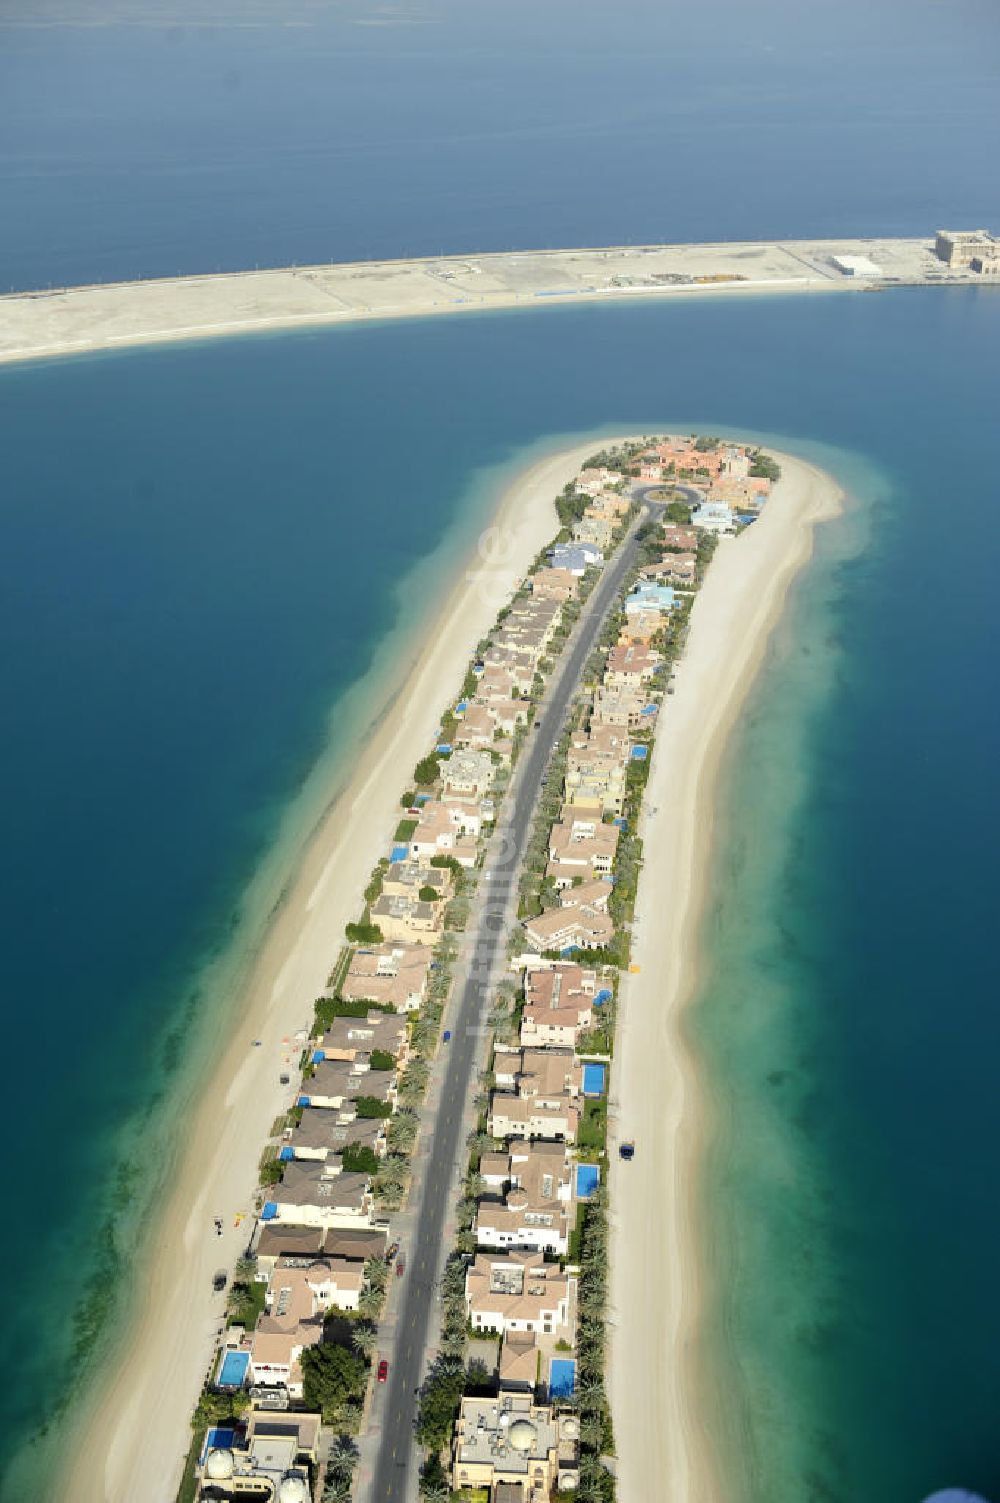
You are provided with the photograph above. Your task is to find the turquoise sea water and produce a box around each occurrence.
[2,290,999,1501]
[688,409,1000,1496]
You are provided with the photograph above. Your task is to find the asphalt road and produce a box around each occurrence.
[367,501,652,1502]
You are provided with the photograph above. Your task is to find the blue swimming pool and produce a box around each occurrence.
[582,1062,607,1096]
[549,1358,576,1398]
[217,1349,250,1388]
[202,1425,237,1460]
[576,1164,600,1199]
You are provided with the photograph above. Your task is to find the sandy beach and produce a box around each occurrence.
[0,236,941,371]
[607,454,844,1502]
[54,436,614,1503]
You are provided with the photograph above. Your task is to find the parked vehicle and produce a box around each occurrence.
[396,1253,406,1277]
[442,1029,452,1043]
[377,1359,389,1383]
[212,1270,228,1292]
[619,1141,635,1161]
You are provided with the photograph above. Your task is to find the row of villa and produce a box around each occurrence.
[186,459,638,1502]
[433,437,774,1503]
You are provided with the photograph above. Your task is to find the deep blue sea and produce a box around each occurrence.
[1,1,1000,1499]
[1,0,999,291]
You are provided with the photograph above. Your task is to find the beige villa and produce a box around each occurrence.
[522,898,614,954]
[466,1249,574,1340]
[196,1411,321,1501]
[339,942,431,1013]
[519,962,596,1049]
[370,891,443,946]
[473,1141,573,1254]
[262,1164,375,1231]
[441,747,495,799]
[248,1256,365,1398]
[451,1394,580,1499]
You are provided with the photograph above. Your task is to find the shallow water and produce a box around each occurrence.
[691,420,1000,1499]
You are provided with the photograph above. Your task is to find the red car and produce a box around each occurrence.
[377,1359,389,1383]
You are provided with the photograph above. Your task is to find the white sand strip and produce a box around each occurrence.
[608,454,844,1502]
[0,236,942,369]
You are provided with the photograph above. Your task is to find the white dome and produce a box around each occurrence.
[508,1419,536,1453]
[278,1475,309,1503]
[561,1416,579,1439]
[204,1448,234,1480]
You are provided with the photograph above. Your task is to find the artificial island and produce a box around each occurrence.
[0,228,996,368]
[55,427,843,1503]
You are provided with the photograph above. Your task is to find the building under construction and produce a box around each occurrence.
[935,229,1000,273]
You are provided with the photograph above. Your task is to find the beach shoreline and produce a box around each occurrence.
[607,451,844,1503]
[51,434,618,1503]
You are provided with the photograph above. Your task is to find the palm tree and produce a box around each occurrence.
[364,1256,388,1295]
[325,1435,359,1486]
[440,1257,467,1300]
[578,1452,610,1493]
[456,1195,477,1232]
[388,1109,418,1154]
[399,1060,429,1105]
[580,1415,604,1451]
[341,1395,364,1434]
[575,1377,606,1416]
[583,1224,608,1262]
[440,1330,465,1361]
[374,1155,409,1210]
[576,1303,598,1333]
[358,1288,383,1321]
[351,1323,378,1360]
[578,1288,605,1321]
